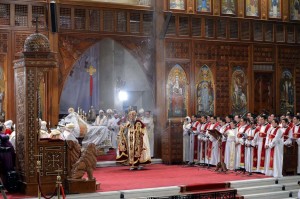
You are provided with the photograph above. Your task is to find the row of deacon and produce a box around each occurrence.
[183,114,300,178]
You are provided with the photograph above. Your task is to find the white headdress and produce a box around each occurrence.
[4,120,13,129]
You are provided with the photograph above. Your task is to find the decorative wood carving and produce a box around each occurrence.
[15,70,26,176]
[213,0,221,15]
[0,33,8,53]
[165,40,190,59]
[194,42,217,60]
[253,45,275,62]
[261,0,267,19]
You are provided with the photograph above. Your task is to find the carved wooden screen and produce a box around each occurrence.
[89,9,100,31]
[32,5,46,28]
[74,8,86,30]
[59,7,71,29]
[196,64,214,116]
[143,13,153,35]
[192,17,201,37]
[15,4,28,26]
[103,10,114,32]
[130,13,141,33]
[167,64,188,118]
[117,11,127,32]
[0,3,10,25]
[166,15,176,35]
[276,24,285,42]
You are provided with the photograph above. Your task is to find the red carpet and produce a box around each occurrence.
[96,164,268,192]
[6,164,269,198]
[97,149,116,161]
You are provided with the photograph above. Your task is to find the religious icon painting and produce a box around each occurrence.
[268,0,282,19]
[280,69,294,114]
[231,67,247,116]
[196,0,212,13]
[221,0,237,15]
[169,0,186,10]
[167,64,188,118]
[290,0,300,20]
[196,65,214,116]
[245,0,260,17]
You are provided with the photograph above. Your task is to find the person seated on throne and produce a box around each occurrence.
[116,110,151,170]
[62,123,78,143]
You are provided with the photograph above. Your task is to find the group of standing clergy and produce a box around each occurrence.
[183,113,300,178]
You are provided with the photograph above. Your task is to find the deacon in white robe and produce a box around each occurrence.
[198,116,209,164]
[255,115,272,173]
[183,116,192,163]
[264,118,283,178]
[107,109,118,149]
[142,111,155,157]
[245,121,259,172]
[235,117,250,169]
[224,121,238,170]
[95,110,108,126]
[206,116,220,166]
[292,116,300,173]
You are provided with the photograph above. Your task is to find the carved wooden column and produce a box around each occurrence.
[13,32,58,195]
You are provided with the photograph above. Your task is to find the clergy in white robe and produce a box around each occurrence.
[219,118,230,164]
[224,121,238,170]
[235,117,250,169]
[183,116,192,163]
[245,121,259,172]
[206,116,220,166]
[292,115,300,173]
[264,118,283,178]
[95,110,108,126]
[281,118,293,146]
[255,114,272,173]
[198,116,209,164]
[190,115,200,163]
[107,109,118,149]
[142,111,154,157]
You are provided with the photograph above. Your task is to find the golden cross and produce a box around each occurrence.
[86,65,96,76]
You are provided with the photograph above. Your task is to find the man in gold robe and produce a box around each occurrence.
[116,110,151,170]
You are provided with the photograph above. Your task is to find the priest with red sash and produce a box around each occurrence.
[264,118,283,177]
[245,120,259,172]
[206,116,220,166]
[292,115,300,174]
[255,114,272,173]
[235,117,250,169]
[198,115,210,164]
[281,118,293,146]
[190,115,200,163]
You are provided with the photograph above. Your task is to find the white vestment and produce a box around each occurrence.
[255,123,272,173]
[245,127,258,172]
[264,127,283,178]
[224,128,237,170]
[95,115,108,126]
[292,124,300,173]
[198,122,208,164]
[207,123,220,166]
[62,129,78,143]
[235,124,249,169]
[142,116,154,157]
[183,122,192,162]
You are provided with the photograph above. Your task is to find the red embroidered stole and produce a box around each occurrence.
[237,125,250,166]
[200,122,209,160]
[259,124,271,169]
[282,126,291,141]
[269,127,280,170]
[251,127,260,169]
[221,125,231,162]
[292,124,300,139]
[192,121,200,160]
[207,123,219,160]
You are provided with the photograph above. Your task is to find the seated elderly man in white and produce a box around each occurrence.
[62,123,78,143]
